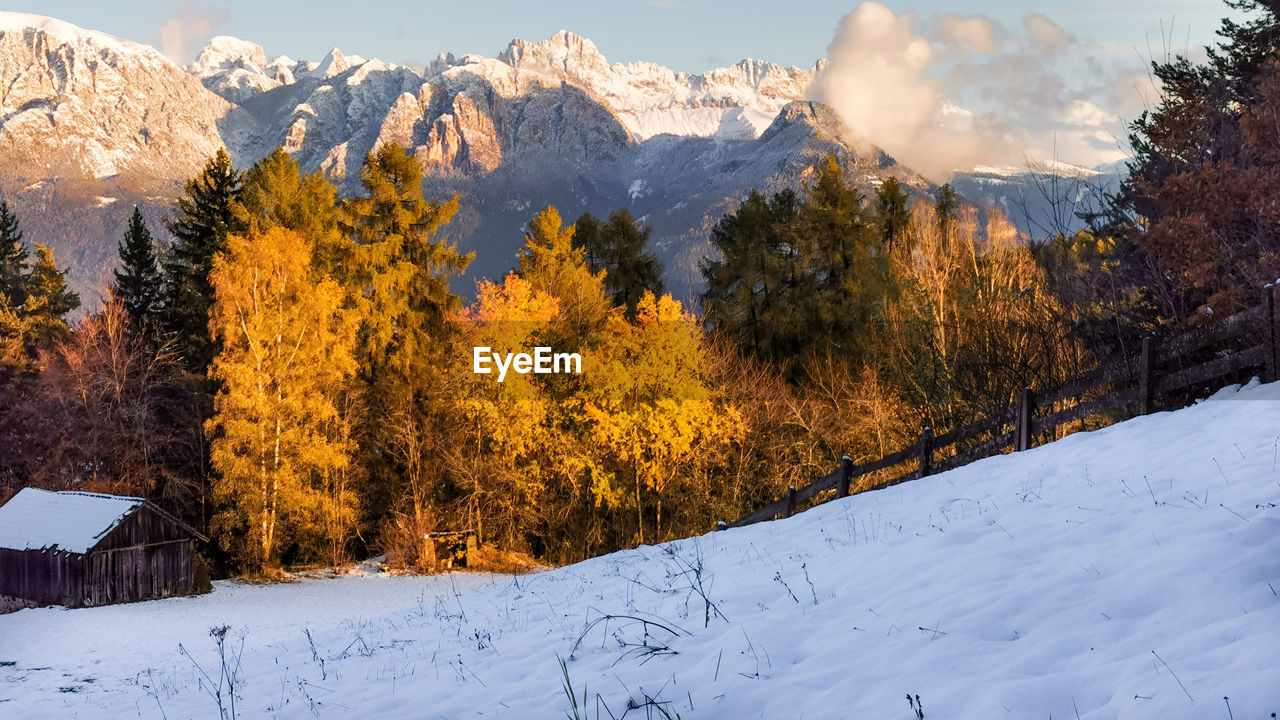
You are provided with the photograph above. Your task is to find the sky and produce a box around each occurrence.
[1,0,1247,172]
[0,1,1233,72]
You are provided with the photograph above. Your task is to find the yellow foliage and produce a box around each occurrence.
[581,292,742,541]
[207,227,359,571]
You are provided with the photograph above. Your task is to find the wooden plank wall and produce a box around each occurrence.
[0,548,83,606]
[0,504,197,607]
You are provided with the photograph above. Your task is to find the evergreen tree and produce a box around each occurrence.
[519,206,611,342]
[163,148,244,373]
[703,156,889,368]
[873,177,911,251]
[934,183,958,238]
[574,212,606,272]
[797,156,886,361]
[0,201,28,310]
[701,189,803,361]
[1207,0,1280,103]
[1115,0,1280,317]
[114,206,163,326]
[19,244,79,350]
[573,210,664,317]
[237,148,348,277]
[0,205,77,383]
[339,144,471,538]
[342,143,471,389]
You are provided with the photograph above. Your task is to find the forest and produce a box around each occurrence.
[0,0,1276,577]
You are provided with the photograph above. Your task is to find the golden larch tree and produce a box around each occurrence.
[207,227,358,573]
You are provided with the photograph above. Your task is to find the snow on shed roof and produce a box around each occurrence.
[0,488,145,554]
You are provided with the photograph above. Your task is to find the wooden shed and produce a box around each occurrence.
[0,488,209,609]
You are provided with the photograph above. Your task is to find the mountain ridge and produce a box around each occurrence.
[0,12,920,308]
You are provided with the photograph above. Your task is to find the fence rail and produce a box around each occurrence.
[724,284,1279,530]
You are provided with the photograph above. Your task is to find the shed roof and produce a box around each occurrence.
[0,488,145,554]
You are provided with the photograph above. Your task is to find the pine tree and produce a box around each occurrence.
[934,183,958,238]
[874,177,911,251]
[21,244,80,349]
[342,143,471,389]
[339,145,471,539]
[0,201,29,310]
[701,189,803,361]
[1207,0,1280,103]
[0,206,77,381]
[1115,0,1280,318]
[163,148,244,373]
[574,211,606,272]
[573,210,664,317]
[115,206,163,326]
[797,155,884,360]
[237,148,348,277]
[519,206,611,343]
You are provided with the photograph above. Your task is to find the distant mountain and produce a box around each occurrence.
[0,13,924,307]
[0,13,229,184]
[950,160,1124,240]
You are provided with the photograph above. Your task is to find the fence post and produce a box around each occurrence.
[1266,284,1277,384]
[1015,387,1034,451]
[917,426,933,478]
[1138,335,1157,415]
[784,485,797,518]
[837,455,854,499]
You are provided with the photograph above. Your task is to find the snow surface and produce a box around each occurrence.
[0,11,165,60]
[0,489,143,554]
[2,382,1278,718]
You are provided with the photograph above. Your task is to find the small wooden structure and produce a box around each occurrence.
[0,488,208,608]
[423,530,477,570]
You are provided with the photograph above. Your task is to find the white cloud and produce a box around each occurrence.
[1063,99,1119,127]
[811,2,1017,179]
[937,15,1001,55]
[157,1,229,64]
[810,2,1137,178]
[1024,14,1073,49]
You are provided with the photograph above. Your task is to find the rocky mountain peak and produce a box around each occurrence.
[0,13,928,309]
[311,47,356,78]
[760,101,843,142]
[192,35,270,74]
[498,30,608,79]
[0,12,228,181]
[0,11,165,62]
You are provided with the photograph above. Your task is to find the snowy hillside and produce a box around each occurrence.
[3,381,1277,718]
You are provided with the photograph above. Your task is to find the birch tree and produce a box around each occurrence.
[207,227,357,573]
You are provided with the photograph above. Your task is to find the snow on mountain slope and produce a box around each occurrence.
[3,381,1277,719]
[196,29,814,143]
[498,32,815,140]
[0,13,883,309]
[0,11,229,181]
[191,36,298,103]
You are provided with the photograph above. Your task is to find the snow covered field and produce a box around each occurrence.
[2,382,1278,719]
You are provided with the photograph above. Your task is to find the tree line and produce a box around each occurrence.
[0,0,1271,575]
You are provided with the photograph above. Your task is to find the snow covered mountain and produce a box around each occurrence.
[194,30,818,147]
[3,380,1276,717]
[0,13,914,306]
[950,160,1123,239]
[0,12,229,182]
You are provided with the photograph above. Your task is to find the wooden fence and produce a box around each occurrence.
[725,284,1279,529]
